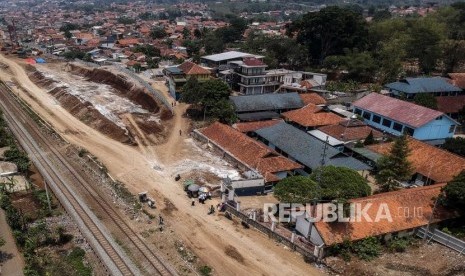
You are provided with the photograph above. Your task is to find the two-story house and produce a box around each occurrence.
[164,61,211,100]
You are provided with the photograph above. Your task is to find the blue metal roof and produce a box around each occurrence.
[385,77,462,94]
[165,66,183,74]
[230,92,304,113]
[255,122,371,171]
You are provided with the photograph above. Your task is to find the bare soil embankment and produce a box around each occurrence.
[26,64,172,145]
[27,67,133,144]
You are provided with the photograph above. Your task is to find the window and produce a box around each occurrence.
[404,127,414,136]
[372,115,381,124]
[393,122,403,132]
[382,118,392,128]
[362,111,372,120]
[449,125,456,133]
[354,108,362,115]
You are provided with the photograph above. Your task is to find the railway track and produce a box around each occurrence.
[0,82,177,276]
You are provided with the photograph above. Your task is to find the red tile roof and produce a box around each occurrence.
[117,38,140,46]
[368,137,465,183]
[242,57,266,67]
[199,122,303,182]
[353,93,444,128]
[448,73,465,89]
[314,184,454,245]
[436,95,465,114]
[283,104,344,128]
[178,61,211,75]
[299,93,326,105]
[233,120,283,133]
[318,122,383,142]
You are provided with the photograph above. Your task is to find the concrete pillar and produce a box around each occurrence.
[236,201,241,212]
[221,193,227,203]
[291,232,296,243]
[271,221,276,232]
[252,211,257,221]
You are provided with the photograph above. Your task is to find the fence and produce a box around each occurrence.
[223,202,317,262]
[417,227,465,254]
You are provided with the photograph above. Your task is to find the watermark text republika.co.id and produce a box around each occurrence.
[263,202,424,223]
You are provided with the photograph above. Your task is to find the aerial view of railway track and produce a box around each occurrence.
[0,81,177,276]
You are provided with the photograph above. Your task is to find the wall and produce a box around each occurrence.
[413,116,456,140]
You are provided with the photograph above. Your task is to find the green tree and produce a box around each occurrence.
[64,29,72,40]
[443,137,465,157]
[324,49,378,82]
[274,176,319,204]
[150,27,167,39]
[441,170,465,212]
[310,166,371,201]
[375,135,413,192]
[180,79,235,124]
[289,6,368,63]
[413,93,438,109]
[0,236,5,247]
[4,147,30,173]
[180,77,201,104]
[59,23,79,32]
[441,39,465,73]
[364,130,375,145]
[182,27,191,39]
[407,17,445,74]
[193,29,202,39]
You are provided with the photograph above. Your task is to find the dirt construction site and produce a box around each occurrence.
[0,55,325,276]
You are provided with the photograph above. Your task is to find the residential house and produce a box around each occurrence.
[195,122,303,188]
[316,119,384,144]
[230,92,304,122]
[203,51,326,95]
[200,51,265,68]
[255,122,371,174]
[232,119,283,135]
[367,137,465,185]
[385,77,463,99]
[301,184,455,258]
[282,104,345,131]
[164,61,212,100]
[299,93,327,106]
[435,95,465,121]
[352,93,459,144]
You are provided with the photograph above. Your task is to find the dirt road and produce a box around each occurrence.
[0,55,323,276]
[0,209,24,276]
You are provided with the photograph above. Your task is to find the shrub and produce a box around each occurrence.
[199,265,212,276]
[387,237,412,253]
[352,237,381,261]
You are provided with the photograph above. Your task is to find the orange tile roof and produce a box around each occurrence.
[299,93,326,105]
[233,120,283,133]
[283,104,344,128]
[178,61,211,75]
[314,184,454,245]
[368,137,465,183]
[117,38,140,46]
[199,122,303,182]
[318,123,383,142]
